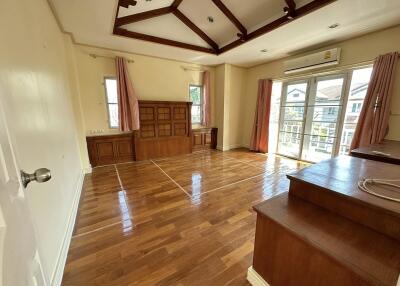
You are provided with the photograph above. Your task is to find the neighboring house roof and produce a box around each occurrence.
[286,82,369,101]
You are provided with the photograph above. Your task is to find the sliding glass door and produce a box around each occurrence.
[301,75,346,161]
[277,74,347,161]
[277,81,309,158]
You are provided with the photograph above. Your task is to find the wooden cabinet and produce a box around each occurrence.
[87,133,134,167]
[135,100,193,160]
[192,127,217,151]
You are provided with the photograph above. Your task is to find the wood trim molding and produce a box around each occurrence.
[211,0,247,36]
[173,9,219,51]
[115,6,173,27]
[114,28,217,54]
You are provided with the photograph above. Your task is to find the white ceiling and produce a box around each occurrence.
[50,0,400,67]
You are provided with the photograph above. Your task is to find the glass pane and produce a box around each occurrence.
[191,105,201,123]
[278,132,301,157]
[105,78,118,104]
[286,83,307,102]
[280,121,303,133]
[108,104,119,128]
[339,67,373,155]
[189,86,202,105]
[315,78,344,103]
[282,104,305,120]
[309,106,340,122]
[302,135,333,162]
[311,122,337,139]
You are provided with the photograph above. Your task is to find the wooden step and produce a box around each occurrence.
[253,192,400,286]
[287,156,400,241]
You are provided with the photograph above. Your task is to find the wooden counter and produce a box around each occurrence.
[288,155,400,241]
[351,140,400,165]
[251,156,400,286]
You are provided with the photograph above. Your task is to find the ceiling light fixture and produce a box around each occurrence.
[328,23,340,29]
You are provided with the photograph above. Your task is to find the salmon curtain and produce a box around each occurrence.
[350,52,399,150]
[250,79,272,153]
[202,71,211,127]
[116,57,140,131]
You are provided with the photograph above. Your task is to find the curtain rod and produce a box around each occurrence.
[89,53,134,63]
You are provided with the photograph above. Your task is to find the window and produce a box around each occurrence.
[338,67,373,154]
[351,103,362,113]
[104,77,119,128]
[189,85,203,124]
[275,66,373,162]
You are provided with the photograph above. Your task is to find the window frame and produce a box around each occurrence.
[104,76,119,129]
[275,65,373,162]
[189,84,203,124]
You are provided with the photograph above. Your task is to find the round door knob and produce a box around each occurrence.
[21,168,52,188]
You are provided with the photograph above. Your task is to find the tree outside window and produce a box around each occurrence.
[189,85,203,124]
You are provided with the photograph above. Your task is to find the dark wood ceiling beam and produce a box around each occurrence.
[173,9,219,52]
[211,0,247,36]
[115,6,173,27]
[171,0,184,9]
[219,0,336,54]
[113,28,217,54]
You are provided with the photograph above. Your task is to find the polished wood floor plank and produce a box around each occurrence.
[63,149,308,286]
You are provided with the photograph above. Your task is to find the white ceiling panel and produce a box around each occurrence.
[121,14,211,48]
[221,0,284,31]
[118,0,174,17]
[49,0,400,67]
[179,0,238,46]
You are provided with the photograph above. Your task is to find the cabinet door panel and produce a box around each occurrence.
[204,133,212,146]
[193,133,203,151]
[97,142,114,158]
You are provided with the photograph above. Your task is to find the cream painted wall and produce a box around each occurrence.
[227,65,247,149]
[73,45,216,136]
[64,37,91,172]
[213,64,247,150]
[0,0,83,285]
[242,25,400,147]
[215,65,226,150]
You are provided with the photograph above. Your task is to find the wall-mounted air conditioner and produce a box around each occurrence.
[284,48,341,74]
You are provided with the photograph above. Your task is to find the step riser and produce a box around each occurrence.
[288,179,400,242]
[253,214,373,286]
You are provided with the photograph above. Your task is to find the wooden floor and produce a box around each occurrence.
[62,149,308,286]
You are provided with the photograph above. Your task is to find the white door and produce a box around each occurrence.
[0,100,46,286]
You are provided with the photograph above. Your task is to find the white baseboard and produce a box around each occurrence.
[84,166,92,174]
[227,144,243,150]
[247,266,270,286]
[51,169,84,286]
[216,144,244,151]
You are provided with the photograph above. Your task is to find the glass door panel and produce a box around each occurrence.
[339,67,373,154]
[301,75,345,162]
[277,81,308,158]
